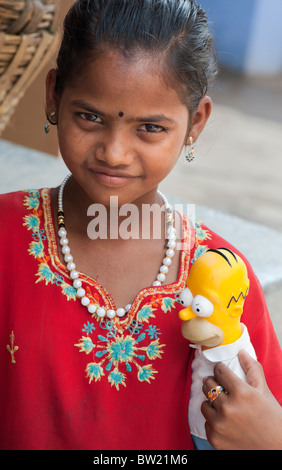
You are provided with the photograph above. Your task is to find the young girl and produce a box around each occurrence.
[1,0,282,451]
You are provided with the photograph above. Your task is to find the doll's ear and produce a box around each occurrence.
[229,304,243,318]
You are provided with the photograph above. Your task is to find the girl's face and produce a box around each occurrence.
[46,50,211,206]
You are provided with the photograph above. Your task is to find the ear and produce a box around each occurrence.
[45,68,58,116]
[229,304,243,318]
[186,95,212,145]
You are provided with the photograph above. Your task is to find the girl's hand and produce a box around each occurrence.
[201,350,282,450]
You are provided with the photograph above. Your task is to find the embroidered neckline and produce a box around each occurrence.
[42,188,191,319]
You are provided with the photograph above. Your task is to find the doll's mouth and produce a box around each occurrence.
[181,318,224,348]
[191,336,217,344]
[190,335,222,347]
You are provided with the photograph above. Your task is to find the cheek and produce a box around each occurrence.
[211,309,230,329]
[146,138,183,178]
[56,106,90,160]
[57,123,91,165]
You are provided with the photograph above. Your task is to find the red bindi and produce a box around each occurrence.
[118,111,124,117]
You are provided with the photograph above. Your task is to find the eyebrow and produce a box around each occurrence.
[207,249,232,267]
[71,100,105,116]
[135,114,176,124]
[218,247,238,262]
[70,100,176,124]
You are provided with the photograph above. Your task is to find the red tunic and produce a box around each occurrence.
[0,189,281,450]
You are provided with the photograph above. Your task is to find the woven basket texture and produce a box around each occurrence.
[0,0,60,135]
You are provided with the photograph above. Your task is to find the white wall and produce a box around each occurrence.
[244,0,282,75]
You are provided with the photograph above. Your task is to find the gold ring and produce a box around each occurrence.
[207,385,226,405]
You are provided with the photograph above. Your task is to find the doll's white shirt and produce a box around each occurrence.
[189,324,257,439]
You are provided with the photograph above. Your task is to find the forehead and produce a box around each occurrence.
[187,276,221,305]
[61,49,188,117]
[187,254,233,297]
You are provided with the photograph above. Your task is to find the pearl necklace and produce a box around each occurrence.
[57,174,176,320]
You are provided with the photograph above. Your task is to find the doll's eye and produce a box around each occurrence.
[191,295,214,317]
[178,288,193,307]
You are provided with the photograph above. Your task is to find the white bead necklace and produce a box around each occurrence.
[57,174,176,320]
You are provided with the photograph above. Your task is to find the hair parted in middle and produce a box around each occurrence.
[55,0,218,115]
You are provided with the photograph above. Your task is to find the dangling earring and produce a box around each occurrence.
[45,111,57,134]
[185,136,195,162]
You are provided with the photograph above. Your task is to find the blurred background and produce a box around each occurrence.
[1,0,281,231]
[161,0,282,233]
[1,0,282,340]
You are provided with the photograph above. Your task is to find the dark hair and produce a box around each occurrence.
[56,0,217,114]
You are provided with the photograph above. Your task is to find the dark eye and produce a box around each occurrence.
[140,124,164,133]
[178,288,193,307]
[80,113,102,123]
[191,295,214,317]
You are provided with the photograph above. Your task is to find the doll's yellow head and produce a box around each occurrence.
[179,248,250,348]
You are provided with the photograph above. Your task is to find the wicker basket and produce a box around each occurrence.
[0,0,60,135]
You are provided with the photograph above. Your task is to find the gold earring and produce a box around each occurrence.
[185,137,195,162]
[45,111,57,134]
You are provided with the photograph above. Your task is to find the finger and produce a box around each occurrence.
[204,421,216,448]
[238,350,269,393]
[202,376,228,409]
[202,376,217,398]
[212,361,246,394]
[201,398,217,421]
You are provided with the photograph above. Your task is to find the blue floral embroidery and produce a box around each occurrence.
[82,321,95,336]
[161,297,175,312]
[28,241,44,258]
[108,369,126,390]
[145,325,161,339]
[108,336,135,362]
[24,191,40,210]
[26,189,40,199]
[32,229,46,242]
[75,336,95,355]
[127,319,143,335]
[61,285,77,300]
[23,214,40,231]
[191,245,208,264]
[193,220,211,242]
[137,365,157,383]
[136,305,156,322]
[86,363,104,382]
[75,309,166,390]
[190,219,211,264]
[24,190,79,302]
[35,263,54,284]
[53,273,65,287]
[99,320,117,339]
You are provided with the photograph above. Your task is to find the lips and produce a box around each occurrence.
[181,317,225,348]
[89,167,138,187]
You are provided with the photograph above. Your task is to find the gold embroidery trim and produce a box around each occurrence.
[6,331,19,364]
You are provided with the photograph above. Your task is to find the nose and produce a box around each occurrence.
[179,306,197,322]
[96,129,134,167]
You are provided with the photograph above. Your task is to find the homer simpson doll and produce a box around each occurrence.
[178,247,257,450]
